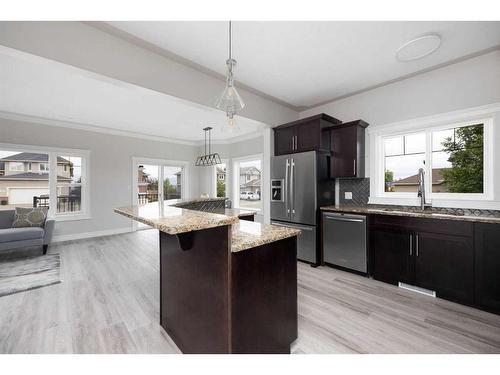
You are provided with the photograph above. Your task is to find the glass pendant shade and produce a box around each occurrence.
[215,59,245,119]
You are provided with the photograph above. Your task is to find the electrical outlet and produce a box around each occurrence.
[344,192,353,200]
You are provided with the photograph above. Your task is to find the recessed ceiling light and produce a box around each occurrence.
[396,34,441,62]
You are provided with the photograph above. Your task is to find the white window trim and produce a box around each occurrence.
[232,153,263,212]
[212,159,229,199]
[0,142,91,221]
[368,108,495,208]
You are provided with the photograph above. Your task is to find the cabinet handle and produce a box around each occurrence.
[416,234,419,257]
[409,234,413,256]
[353,159,356,176]
[291,136,294,151]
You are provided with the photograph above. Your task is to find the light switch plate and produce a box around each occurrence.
[344,192,353,200]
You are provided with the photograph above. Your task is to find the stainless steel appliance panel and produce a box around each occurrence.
[290,151,317,226]
[323,212,367,273]
[271,220,317,263]
[270,155,291,222]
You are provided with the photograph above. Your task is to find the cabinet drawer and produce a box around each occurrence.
[370,214,473,237]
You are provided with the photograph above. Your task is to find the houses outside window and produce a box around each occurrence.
[215,163,227,198]
[374,116,492,202]
[233,156,262,211]
[0,147,90,220]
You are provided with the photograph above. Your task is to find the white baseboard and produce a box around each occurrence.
[52,227,133,243]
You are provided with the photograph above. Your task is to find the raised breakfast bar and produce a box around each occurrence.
[114,198,300,354]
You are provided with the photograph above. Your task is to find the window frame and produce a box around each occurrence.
[371,116,494,204]
[232,154,263,211]
[0,143,91,221]
[9,161,24,171]
[212,159,229,199]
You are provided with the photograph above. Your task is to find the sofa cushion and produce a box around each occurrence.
[12,207,48,228]
[0,210,15,229]
[0,227,44,243]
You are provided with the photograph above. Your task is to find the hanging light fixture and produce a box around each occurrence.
[195,127,222,167]
[215,21,245,130]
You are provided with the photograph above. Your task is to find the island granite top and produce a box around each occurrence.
[231,220,301,253]
[114,201,239,235]
[321,205,500,224]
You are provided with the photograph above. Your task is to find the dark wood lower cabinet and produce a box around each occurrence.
[369,215,480,310]
[415,232,474,305]
[370,227,413,285]
[474,223,500,314]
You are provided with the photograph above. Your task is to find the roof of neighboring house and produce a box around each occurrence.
[240,166,261,175]
[241,178,261,188]
[0,172,72,181]
[0,152,71,164]
[393,168,448,186]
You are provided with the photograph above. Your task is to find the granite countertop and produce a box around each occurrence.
[114,201,239,235]
[115,199,299,252]
[231,220,301,253]
[321,205,500,224]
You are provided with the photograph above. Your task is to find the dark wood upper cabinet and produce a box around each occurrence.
[330,120,368,178]
[474,223,500,314]
[273,114,341,156]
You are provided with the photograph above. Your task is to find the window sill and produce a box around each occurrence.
[53,213,92,222]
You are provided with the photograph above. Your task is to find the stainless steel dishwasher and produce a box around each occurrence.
[322,212,367,273]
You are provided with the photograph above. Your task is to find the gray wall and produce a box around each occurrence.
[0,117,200,238]
[0,21,298,127]
[300,50,500,208]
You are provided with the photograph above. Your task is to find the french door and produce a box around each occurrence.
[133,158,186,230]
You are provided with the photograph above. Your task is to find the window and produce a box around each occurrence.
[0,146,89,219]
[234,157,262,210]
[9,162,24,171]
[215,163,227,198]
[376,118,491,201]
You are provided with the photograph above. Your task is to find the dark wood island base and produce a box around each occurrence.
[159,226,298,354]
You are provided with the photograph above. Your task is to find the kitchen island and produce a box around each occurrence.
[115,198,300,354]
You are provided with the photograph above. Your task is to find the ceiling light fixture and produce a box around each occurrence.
[195,127,221,167]
[215,21,245,131]
[396,34,441,62]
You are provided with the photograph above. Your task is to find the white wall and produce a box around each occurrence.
[300,50,500,208]
[0,116,200,239]
[0,21,298,127]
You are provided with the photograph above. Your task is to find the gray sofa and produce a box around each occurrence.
[0,210,55,255]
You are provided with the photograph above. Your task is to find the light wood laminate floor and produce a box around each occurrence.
[0,229,499,354]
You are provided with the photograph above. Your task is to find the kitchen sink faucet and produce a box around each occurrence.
[417,168,432,211]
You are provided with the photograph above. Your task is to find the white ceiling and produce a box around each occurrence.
[0,46,265,143]
[107,21,500,109]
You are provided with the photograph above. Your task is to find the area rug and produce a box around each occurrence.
[0,254,61,297]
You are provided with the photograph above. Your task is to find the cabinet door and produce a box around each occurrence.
[296,120,320,152]
[475,223,500,314]
[274,127,295,156]
[370,227,414,285]
[331,125,357,178]
[415,232,473,305]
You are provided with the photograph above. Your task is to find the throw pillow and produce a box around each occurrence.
[11,207,48,228]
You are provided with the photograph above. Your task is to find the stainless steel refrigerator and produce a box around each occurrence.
[270,150,335,265]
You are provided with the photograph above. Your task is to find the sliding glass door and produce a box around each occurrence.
[134,160,185,230]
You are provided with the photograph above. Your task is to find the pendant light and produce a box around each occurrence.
[215,21,245,130]
[195,127,222,167]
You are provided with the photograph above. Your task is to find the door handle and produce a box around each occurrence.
[290,158,295,215]
[285,159,290,214]
[272,222,313,231]
[416,234,419,257]
[409,234,413,256]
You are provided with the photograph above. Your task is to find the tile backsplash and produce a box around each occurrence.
[338,178,370,206]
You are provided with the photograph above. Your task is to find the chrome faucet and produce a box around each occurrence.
[417,168,431,211]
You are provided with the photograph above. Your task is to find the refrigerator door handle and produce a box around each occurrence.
[290,158,295,215]
[285,159,290,215]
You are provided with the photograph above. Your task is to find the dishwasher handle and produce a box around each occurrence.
[323,216,364,223]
